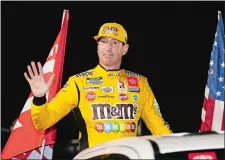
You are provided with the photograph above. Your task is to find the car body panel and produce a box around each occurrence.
[74,132,224,159]
[74,137,154,159]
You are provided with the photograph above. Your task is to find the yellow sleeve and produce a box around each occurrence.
[31,76,79,130]
[141,78,172,135]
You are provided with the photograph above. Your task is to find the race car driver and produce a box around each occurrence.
[24,22,172,151]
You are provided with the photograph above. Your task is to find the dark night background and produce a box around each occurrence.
[1,1,224,158]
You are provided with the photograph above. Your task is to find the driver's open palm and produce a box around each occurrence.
[24,61,55,97]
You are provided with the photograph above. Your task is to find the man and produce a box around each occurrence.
[24,22,172,151]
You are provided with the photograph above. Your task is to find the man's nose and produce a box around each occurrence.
[106,42,112,50]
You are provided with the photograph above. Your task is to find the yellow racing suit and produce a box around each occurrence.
[31,64,172,151]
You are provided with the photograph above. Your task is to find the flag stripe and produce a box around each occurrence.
[221,109,224,130]
[204,85,209,99]
[201,97,215,131]
[212,100,224,131]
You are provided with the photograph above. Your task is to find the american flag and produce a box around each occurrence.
[200,11,224,132]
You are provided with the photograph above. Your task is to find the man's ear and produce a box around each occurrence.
[122,44,129,56]
[97,42,99,53]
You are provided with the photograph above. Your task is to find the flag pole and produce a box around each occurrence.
[40,139,46,159]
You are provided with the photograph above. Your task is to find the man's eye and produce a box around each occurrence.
[100,39,107,43]
[113,41,118,44]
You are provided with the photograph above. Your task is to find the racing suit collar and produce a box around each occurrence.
[95,64,124,77]
[98,63,121,71]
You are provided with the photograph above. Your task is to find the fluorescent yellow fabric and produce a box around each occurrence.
[31,64,172,148]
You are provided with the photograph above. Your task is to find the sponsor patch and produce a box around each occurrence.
[76,71,93,77]
[126,122,136,132]
[112,122,120,132]
[97,95,115,99]
[127,77,139,87]
[133,95,138,101]
[83,86,100,91]
[117,81,127,92]
[125,70,142,77]
[91,103,138,120]
[107,73,120,77]
[95,121,136,133]
[102,26,119,36]
[119,94,128,101]
[87,77,103,84]
[104,122,113,133]
[119,122,126,132]
[102,86,113,93]
[128,87,140,92]
[95,122,104,133]
[86,91,96,101]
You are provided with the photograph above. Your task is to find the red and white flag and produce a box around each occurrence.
[2,10,69,159]
[200,11,224,133]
